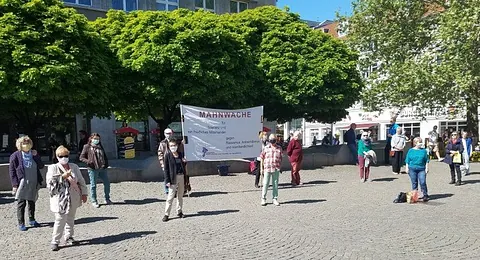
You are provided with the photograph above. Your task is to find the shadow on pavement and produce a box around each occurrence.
[462,179,480,185]
[187,209,239,218]
[0,192,14,204]
[278,180,336,188]
[282,199,326,205]
[429,193,454,200]
[75,216,119,225]
[75,231,157,246]
[189,191,228,198]
[468,172,480,175]
[42,216,119,228]
[372,177,398,182]
[114,198,163,205]
[304,180,337,185]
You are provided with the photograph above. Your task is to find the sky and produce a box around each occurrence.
[276,0,353,22]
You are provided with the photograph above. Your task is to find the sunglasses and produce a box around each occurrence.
[58,155,69,158]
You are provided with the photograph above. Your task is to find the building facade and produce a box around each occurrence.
[64,0,276,20]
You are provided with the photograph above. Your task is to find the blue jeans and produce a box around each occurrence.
[88,168,110,203]
[348,143,358,164]
[408,167,428,197]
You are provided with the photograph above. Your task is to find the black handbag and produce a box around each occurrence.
[393,192,407,203]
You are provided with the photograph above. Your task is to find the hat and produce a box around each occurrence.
[164,128,173,135]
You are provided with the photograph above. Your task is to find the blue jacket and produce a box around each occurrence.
[343,128,356,144]
[464,137,472,155]
[444,138,464,165]
[9,151,45,188]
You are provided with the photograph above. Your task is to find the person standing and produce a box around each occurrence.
[444,132,464,186]
[405,137,430,202]
[391,127,406,174]
[77,130,88,162]
[162,139,187,222]
[260,134,283,206]
[343,123,358,165]
[254,131,268,188]
[287,131,303,186]
[47,146,88,251]
[428,126,442,161]
[385,117,399,165]
[48,133,59,163]
[461,131,473,176]
[158,128,185,194]
[357,132,372,182]
[79,133,111,208]
[9,136,45,231]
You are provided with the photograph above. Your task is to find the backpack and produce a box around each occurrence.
[393,192,407,203]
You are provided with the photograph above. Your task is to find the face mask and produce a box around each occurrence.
[58,157,69,165]
[170,146,178,152]
[165,134,172,140]
[269,139,276,144]
[92,139,100,145]
[21,144,32,152]
[361,135,368,140]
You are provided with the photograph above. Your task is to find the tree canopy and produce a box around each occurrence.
[231,7,363,123]
[0,0,115,136]
[346,0,479,134]
[93,9,259,130]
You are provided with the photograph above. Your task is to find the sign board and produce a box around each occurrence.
[124,136,135,159]
[180,105,263,161]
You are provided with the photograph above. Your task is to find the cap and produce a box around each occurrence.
[164,128,173,135]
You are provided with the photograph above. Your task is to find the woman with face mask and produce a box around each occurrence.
[357,132,372,182]
[9,136,45,231]
[80,133,110,208]
[405,137,430,202]
[162,139,187,222]
[444,131,464,186]
[46,146,88,251]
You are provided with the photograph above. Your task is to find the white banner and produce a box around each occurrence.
[180,105,263,161]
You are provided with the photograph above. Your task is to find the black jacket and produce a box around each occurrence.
[164,151,186,185]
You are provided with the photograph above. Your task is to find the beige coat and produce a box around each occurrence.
[46,163,88,213]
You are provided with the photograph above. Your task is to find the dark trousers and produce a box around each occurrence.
[384,142,392,165]
[392,151,403,173]
[254,160,261,187]
[449,163,462,182]
[17,200,36,225]
[348,143,358,164]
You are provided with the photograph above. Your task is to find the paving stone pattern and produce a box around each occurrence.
[1,162,480,259]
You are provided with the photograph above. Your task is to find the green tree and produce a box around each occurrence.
[345,0,445,112]
[93,9,258,132]
[0,0,115,141]
[436,0,480,135]
[232,6,363,123]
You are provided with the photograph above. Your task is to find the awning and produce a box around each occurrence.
[114,127,140,135]
[337,123,379,130]
[263,126,271,132]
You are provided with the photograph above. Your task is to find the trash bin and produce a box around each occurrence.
[217,165,229,176]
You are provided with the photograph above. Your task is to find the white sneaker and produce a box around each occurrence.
[393,172,398,175]
[438,158,443,162]
[273,199,280,206]
[360,178,365,183]
[261,199,267,206]
[92,202,100,208]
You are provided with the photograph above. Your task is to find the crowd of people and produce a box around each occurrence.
[6,123,476,251]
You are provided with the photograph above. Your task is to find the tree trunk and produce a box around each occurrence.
[466,96,479,138]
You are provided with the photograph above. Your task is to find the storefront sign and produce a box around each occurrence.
[180,105,263,161]
[124,136,135,159]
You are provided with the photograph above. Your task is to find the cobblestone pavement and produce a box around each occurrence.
[2,162,480,259]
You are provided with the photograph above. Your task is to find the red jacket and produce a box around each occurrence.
[287,139,303,163]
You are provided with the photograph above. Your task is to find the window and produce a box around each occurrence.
[323,28,329,33]
[196,0,215,12]
[440,121,467,135]
[230,1,247,13]
[156,0,178,11]
[64,0,91,6]
[387,123,420,139]
[112,0,138,11]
